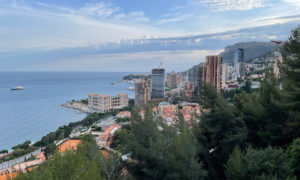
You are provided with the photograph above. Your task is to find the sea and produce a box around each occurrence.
[0,72,135,150]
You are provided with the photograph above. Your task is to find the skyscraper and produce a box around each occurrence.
[222,63,229,86]
[170,71,178,89]
[233,48,245,79]
[205,55,222,92]
[184,82,194,99]
[197,63,206,91]
[188,65,198,90]
[151,68,165,99]
[135,79,151,107]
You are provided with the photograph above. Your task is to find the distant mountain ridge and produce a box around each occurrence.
[220,41,280,64]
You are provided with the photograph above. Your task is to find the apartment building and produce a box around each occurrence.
[88,93,128,112]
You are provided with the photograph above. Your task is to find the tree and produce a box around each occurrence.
[225,145,244,180]
[14,135,124,180]
[0,150,8,154]
[124,105,169,179]
[194,87,247,179]
[44,144,56,159]
[280,25,300,140]
[233,69,289,147]
[166,127,207,180]
[242,147,291,180]
[14,136,103,180]
[286,138,300,178]
[243,79,252,93]
[199,83,218,109]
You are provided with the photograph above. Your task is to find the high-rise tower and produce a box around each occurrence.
[151,68,165,99]
[205,55,222,92]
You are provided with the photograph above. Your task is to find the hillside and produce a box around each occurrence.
[220,41,280,64]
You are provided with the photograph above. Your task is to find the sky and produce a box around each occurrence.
[0,0,300,72]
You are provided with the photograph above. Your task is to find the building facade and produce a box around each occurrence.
[170,71,178,89]
[151,68,165,99]
[232,48,245,79]
[222,63,230,88]
[205,55,222,92]
[184,82,194,98]
[88,93,128,112]
[135,79,151,107]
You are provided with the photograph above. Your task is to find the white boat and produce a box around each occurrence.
[11,85,25,90]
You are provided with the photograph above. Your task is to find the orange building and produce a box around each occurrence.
[58,139,81,153]
[0,170,18,180]
[101,124,120,147]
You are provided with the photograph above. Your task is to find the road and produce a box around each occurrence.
[0,148,41,170]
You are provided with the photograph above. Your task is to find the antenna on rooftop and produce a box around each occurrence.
[160,60,163,69]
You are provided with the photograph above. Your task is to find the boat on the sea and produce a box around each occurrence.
[11,85,25,90]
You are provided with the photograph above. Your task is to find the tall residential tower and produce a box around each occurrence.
[151,68,165,99]
[135,79,151,107]
[205,55,222,92]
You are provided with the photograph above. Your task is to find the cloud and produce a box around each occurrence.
[158,15,188,24]
[197,0,271,11]
[253,14,300,26]
[33,50,223,72]
[0,0,161,51]
[282,0,300,8]
[79,2,119,17]
[114,11,150,22]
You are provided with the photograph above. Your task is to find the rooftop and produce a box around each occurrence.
[89,93,99,96]
[58,139,81,153]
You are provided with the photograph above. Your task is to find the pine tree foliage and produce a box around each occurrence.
[281,25,300,139]
[225,145,243,180]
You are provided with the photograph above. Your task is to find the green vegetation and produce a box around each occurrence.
[80,98,88,105]
[14,135,123,180]
[34,113,110,148]
[116,117,130,123]
[13,26,300,180]
[0,149,8,154]
[12,141,31,150]
[0,141,37,163]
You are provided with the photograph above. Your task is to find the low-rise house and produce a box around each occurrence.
[116,111,131,119]
[101,124,120,147]
[180,106,192,121]
[0,152,46,179]
[162,108,177,125]
[158,102,178,115]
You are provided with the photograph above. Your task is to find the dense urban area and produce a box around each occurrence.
[0,26,300,180]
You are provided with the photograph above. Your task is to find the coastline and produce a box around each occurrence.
[0,71,134,151]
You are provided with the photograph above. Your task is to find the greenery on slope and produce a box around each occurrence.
[13,26,300,180]
[14,135,122,180]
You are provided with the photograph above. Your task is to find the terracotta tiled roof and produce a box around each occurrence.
[117,111,131,117]
[119,93,128,96]
[89,93,99,96]
[58,139,81,153]
[101,124,120,141]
